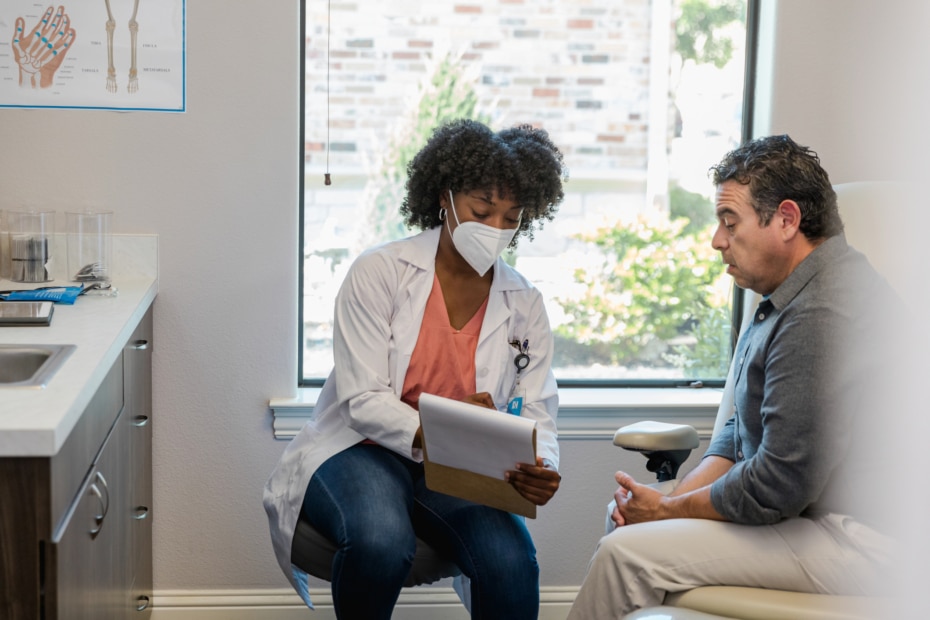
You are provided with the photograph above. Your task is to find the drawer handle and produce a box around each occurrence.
[130,340,149,351]
[95,471,110,511]
[133,415,150,427]
[133,506,150,520]
[136,595,150,611]
[89,482,107,538]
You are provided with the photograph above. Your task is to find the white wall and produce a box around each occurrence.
[1,0,927,617]
[760,0,928,185]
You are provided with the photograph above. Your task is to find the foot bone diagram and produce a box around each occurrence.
[105,0,140,93]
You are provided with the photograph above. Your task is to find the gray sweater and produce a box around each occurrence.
[706,234,900,530]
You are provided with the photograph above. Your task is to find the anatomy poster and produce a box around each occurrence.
[0,1,185,111]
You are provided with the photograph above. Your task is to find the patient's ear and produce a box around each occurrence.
[776,199,802,240]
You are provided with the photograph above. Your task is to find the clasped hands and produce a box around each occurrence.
[610,470,666,528]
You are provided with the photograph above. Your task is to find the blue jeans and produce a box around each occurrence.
[301,443,540,620]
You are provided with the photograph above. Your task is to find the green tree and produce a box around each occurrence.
[555,216,727,373]
[669,181,715,234]
[356,55,490,251]
[663,302,731,378]
[675,0,745,69]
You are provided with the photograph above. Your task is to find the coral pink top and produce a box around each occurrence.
[359,274,487,447]
[402,273,488,410]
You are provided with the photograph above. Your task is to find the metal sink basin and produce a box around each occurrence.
[0,344,76,388]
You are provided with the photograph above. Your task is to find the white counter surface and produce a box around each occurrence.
[0,277,157,457]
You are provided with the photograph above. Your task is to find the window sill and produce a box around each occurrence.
[270,386,722,441]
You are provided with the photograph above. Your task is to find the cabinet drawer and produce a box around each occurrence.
[126,308,154,618]
[53,465,115,620]
[50,357,124,536]
[52,404,130,620]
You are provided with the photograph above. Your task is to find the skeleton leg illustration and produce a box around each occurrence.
[127,0,140,93]
[104,0,117,92]
[104,0,140,93]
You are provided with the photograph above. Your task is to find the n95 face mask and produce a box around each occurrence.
[446,190,519,277]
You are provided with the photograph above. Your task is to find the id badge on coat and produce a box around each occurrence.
[507,384,525,416]
[507,338,530,416]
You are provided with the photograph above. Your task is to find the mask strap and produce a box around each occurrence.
[447,190,462,227]
[444,190,456,238]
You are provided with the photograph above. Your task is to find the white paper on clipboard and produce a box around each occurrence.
[418,392,537,479]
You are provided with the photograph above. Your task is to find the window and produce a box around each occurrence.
[300,0,752,387]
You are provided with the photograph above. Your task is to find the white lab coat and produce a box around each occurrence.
[263,227,560,605]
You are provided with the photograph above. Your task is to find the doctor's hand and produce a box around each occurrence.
[463,392,496,409]
[507,457,561,506]
[611,471,665,528]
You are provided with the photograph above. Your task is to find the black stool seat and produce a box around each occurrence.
[291,514,461,587]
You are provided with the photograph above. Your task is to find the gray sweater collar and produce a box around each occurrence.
[768,234,847,310]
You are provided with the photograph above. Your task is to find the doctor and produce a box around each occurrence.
[264,119,566,620]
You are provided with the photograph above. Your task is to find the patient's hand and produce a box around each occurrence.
[507,457,561,506]
[611,471,665,527]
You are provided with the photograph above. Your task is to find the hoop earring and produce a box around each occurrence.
[439,207,446,222]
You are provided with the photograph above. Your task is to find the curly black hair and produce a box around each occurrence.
[400,119,568,246]
[709,134,843,240]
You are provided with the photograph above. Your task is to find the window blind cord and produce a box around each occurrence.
[324,0,332,186]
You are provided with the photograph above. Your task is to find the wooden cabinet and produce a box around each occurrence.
[0,306,153,620]
[54,394,131,620]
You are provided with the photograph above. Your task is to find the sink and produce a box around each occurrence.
[0,344,76,388]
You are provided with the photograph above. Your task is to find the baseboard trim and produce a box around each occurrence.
[152,586,576,619]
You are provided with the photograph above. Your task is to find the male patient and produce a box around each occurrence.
[567,135,901,618]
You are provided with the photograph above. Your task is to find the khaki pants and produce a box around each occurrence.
[566,511,891,620]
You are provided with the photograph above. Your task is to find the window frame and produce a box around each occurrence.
[296,0,761,390]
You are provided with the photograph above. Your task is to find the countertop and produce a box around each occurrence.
[0,276,157,457]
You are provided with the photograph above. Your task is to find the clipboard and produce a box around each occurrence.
[418,392,538,518]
